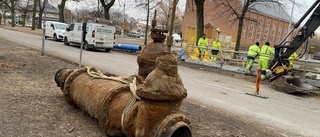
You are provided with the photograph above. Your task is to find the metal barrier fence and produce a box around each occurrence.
[180,44,247,68]
[179,44,320,76]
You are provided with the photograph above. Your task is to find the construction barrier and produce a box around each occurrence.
[179,44,320,79]
[180,44,247,68]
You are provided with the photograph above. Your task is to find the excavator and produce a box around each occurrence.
[268,0,320,94]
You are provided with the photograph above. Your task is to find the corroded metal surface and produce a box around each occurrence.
[55,54,192,136]
[55,12,192,136]
[137,42,168,78]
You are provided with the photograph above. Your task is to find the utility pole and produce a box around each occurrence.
[144,0,149,45]
[287,0,295,41]
[121,1,126,38]
[98,0,100,18]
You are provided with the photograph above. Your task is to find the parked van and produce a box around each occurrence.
[45,21,68,41]
[64,23,116,52]
[127,31,140,38]
[172,33,182,42]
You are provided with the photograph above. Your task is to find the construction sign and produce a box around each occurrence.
[122,22,126,30]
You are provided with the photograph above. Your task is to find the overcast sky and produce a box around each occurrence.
[64,0,319,31]
[64,0,314,20]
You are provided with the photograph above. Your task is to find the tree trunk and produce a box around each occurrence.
[235,18,244,51]
[101,0,115,20]
[31,0,37,30]
[4,9,6,25]
[103,6,110,20]
[58,0,67,22]
[38,12,43,29]
[22,0,30,27]
[194,0,205,46]
[10,0,15,27]
[38,0,45,29]
[0,12,2,25]
[234,1,249,52]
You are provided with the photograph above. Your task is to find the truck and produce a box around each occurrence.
[44,21,69,41]
[63,23,116,52]
[267,0,320,94]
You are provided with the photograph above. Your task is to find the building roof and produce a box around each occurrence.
[46,3,59,13]
[239,0,293,23]
[28,3,59,14]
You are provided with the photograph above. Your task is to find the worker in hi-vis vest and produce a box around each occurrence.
[198,34,208,59]
[288,52,298,67]
[211,40,221,62]
[245,42,260,74]
[258,42,274,80]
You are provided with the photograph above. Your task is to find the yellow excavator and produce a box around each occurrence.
[268,0,320,94]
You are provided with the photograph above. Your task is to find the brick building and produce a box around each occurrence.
[181,0,293,49]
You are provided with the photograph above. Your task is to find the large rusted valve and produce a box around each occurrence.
[54,53,192,137]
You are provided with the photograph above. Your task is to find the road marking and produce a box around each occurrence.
[185,77,244,93]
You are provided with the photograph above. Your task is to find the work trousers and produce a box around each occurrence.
[211,49,219,62]
[245,56,255,73]
[199,47,206,59]
[258,59,269,80]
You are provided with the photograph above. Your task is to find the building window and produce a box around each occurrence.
[277,25,282,42]
[242,26,247,39]
[283,28,287,38]
[264,22,270,40]
[270,24,276,42]
[249,20,255,39]
[216,12,222,17]
[256,20,263,40]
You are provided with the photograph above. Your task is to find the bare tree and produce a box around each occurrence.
[214,0,298,51]
[38,0,46,29]
[156,0,183,32]
[57,0,67,22]
[99,0,115,20]
[0,2,3,25]
[31,0,37,30]
[21,0,31,27]
[77,8,95,22]
[109,9,131,32]
[157,1,171,29]
[0,1,8,25]
[2,0,18,27]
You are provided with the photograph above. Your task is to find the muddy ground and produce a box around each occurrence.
[0,32,299,136]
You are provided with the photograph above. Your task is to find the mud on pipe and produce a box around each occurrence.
[54,54,192,137]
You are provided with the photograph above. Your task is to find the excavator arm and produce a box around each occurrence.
[268,0,320,82]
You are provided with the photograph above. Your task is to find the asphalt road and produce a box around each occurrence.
[1,28,320,136]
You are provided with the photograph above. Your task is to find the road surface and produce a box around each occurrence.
[1,28,320,136]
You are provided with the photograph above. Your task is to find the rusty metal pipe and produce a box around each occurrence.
[54,54,192,137]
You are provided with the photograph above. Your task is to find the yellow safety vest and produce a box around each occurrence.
[198,37,208,49]
[247,44,260,57]
[212,41,221,50]
[260,45,274,60]
[288,52,298,66]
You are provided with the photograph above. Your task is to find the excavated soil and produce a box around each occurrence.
[0,36,302,137]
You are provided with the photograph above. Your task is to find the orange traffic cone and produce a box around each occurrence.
[245,68,268,99]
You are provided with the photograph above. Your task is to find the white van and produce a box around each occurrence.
[172,33,182,42]
[45,21,68,41]
[64,23,116,52]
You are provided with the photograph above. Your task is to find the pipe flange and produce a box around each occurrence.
[154,113,192,137]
